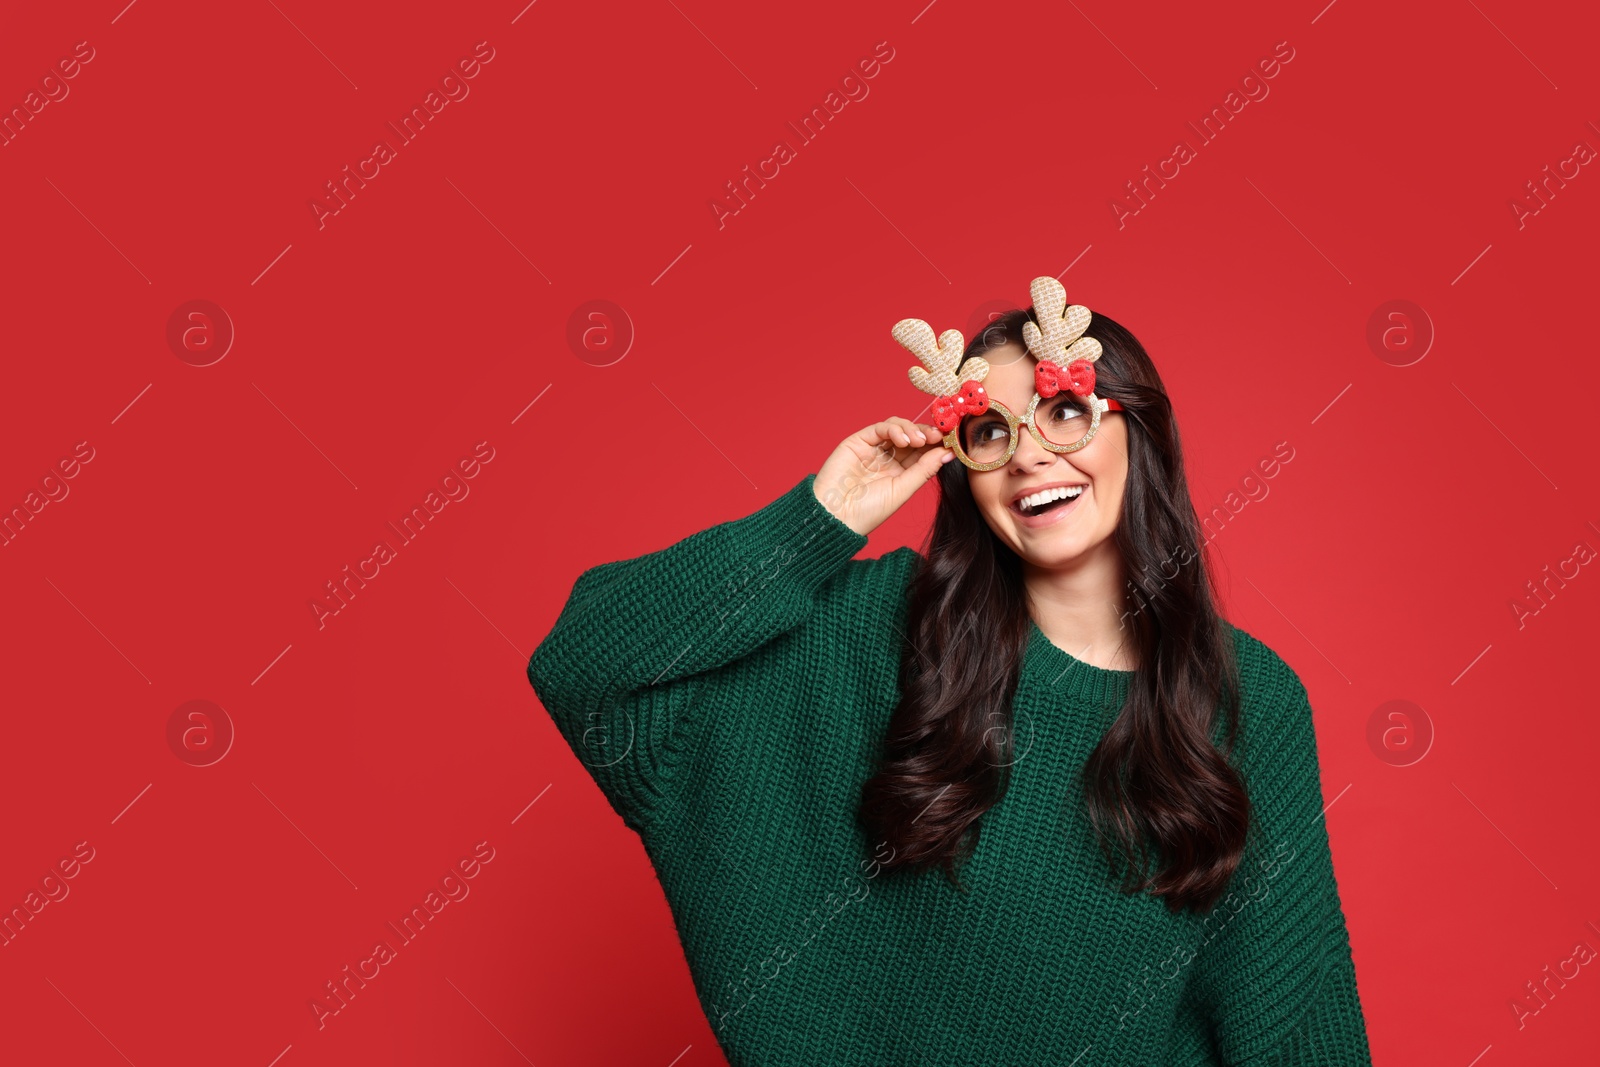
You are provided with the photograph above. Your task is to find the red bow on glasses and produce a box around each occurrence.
[1034,358,1096,399]
[929,379,989,434]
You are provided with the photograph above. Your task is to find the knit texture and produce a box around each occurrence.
[527,474,1375,1066]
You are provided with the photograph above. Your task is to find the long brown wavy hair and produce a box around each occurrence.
[856,305,1248,914]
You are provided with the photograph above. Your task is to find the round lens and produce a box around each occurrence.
[1035,393,1095,449]
[959,410,1013,464]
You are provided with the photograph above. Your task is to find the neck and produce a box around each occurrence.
[1021,538,1137,671]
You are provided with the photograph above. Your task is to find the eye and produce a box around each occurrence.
[1034,395,1095,446]
[973,421,1007,442]
[961,414,1009,449]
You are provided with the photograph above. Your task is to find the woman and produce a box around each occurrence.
[527,278,1374,1065]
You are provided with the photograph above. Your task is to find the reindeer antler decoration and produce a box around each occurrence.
[1021,276,1103,402]
[892,318,989,435]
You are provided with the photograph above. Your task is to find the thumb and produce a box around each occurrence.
[894,445,952,501]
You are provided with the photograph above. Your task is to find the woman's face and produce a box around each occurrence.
[962,341,1128,568]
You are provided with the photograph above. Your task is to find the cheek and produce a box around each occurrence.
[967,472,995,503]
[1091,460,1129,513]
[969,475,1010,516]
[1087,429,1129,485]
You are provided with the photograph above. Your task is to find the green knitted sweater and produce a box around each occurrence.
[527,473,1374,1066]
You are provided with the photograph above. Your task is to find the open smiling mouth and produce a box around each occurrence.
[1013,485,1085,517]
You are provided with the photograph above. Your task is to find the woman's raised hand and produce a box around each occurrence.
[813,417,952,537]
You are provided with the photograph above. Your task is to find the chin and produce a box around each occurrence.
[1016,541,1091,568]
[1011,518,1116,566]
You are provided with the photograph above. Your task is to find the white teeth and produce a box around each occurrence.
[1017,485,1085,512]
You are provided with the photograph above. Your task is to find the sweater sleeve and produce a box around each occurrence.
[1184,673,1375,1066]
[526,473,871,833]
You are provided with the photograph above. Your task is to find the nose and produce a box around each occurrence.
[1008,425,1056,471]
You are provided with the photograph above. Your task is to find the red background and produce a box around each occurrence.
[2,0,1597,1064]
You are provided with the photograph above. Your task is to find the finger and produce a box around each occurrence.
[869,421,905,451]
[852,424,895,464]
[891,437,953,501]
[893,419,923,448]
[864,420,905,448]
[894,435,945,470]
[898,435,948,473]
[860,434,904,476]
[893,416,938,448]
[886,416,928,448]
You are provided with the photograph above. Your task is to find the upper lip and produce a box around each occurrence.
[1010,481,1088,508]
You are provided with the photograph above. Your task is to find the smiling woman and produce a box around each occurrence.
[526,276,1374,1065]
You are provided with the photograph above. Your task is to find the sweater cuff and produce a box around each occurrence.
[722,472,869,601]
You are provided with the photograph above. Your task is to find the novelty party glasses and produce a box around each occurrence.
[894,276,1124,472]
[951,391,1125,471]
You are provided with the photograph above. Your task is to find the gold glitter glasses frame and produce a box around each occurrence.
[944,394,1126,472]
